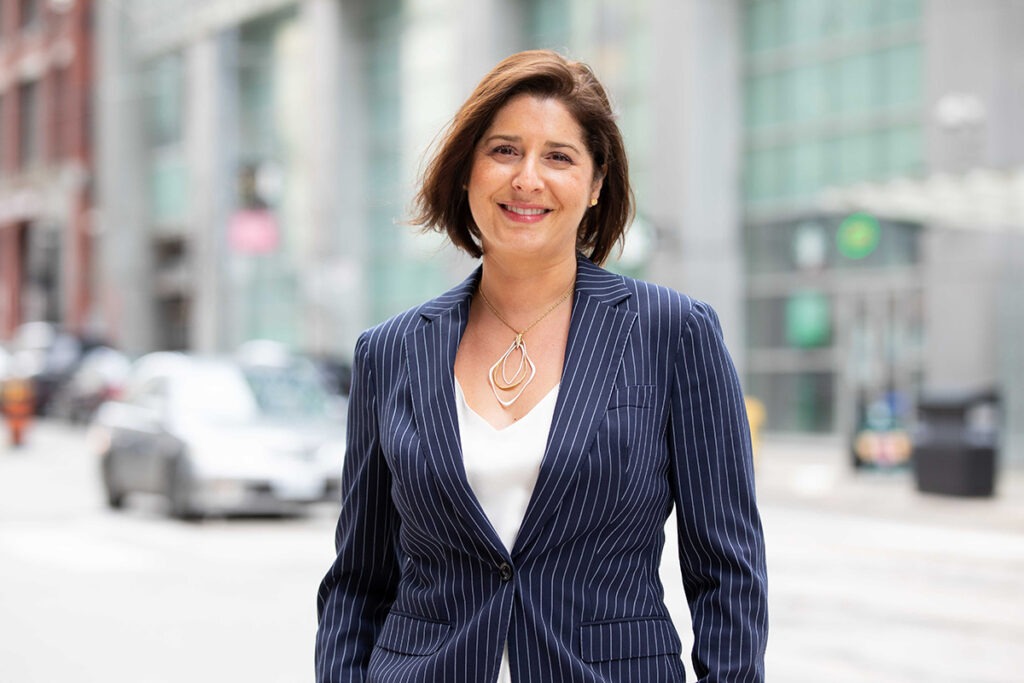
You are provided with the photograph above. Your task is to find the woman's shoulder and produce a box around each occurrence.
[608,269,700,321]
[355,270,478,355]
[579,258,724,338]
[605,270,724,345]
[359,303,429,344]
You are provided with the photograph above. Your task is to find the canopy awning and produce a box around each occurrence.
[819,167,1024,232]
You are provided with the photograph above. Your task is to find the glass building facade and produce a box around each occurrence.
[230,8,305,348]
[364,0,454,323]
[107,0,667,357]
[741,0,926,436]
[84,0,1024,459]
[361,0,658,323]
[743,0,923,211]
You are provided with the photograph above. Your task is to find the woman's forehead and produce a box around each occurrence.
[483,95,588,147]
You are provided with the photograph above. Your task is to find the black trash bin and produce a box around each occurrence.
[912,389,1000,497]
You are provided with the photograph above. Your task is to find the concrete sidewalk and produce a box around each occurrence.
[755,434,1024,534]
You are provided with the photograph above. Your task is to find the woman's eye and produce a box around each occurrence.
[549,152,573,164]
[492,145,518,156]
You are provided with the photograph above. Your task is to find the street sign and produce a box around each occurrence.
[228,209,279,255]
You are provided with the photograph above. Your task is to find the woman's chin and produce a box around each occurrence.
[482,236,576,263]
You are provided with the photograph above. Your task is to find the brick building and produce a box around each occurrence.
[0,0,94,339]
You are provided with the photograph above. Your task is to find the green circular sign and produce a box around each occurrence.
[837,213,881,260]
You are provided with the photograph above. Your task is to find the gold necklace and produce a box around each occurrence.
[478,282,574,407]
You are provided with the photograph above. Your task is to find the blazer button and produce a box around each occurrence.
[498,562,513,581]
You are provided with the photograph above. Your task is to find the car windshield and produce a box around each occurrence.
[242,362,332,419]
[174,364,259,423]
[172,360,331,424]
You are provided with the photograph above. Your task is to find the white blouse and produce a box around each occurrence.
[454,380,559,683]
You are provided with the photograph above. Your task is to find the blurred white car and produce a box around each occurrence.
[90,351,347,519]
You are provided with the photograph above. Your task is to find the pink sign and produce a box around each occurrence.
[228,210,279,254]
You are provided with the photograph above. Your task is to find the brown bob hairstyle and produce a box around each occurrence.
[412,50,634,267]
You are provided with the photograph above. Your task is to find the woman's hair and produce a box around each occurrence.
[412,50,634,266]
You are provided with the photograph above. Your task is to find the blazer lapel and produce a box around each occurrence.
[513,256,636,557]
[405,268,510,560]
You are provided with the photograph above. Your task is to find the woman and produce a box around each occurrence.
[315,50,768,682]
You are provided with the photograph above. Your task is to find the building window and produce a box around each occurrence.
[523,0,571,50]
[746,370,836,433]
[143,54,184,146]
[18,80,42,169]
[742,0,923,211]
[19,0,40,31]
[0,94,5,177]
[49,69,68,162]
[142,53,187,228]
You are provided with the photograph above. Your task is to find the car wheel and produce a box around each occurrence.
[167,457,201,521]
[101,456,125,510]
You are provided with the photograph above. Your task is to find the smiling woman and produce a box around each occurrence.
[412,51,632,267]
[315,50,768,683]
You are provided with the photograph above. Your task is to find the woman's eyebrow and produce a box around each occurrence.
[547,141,581,154]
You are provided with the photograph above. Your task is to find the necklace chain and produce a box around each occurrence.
[477,281,574,408]
[478,283,574,336]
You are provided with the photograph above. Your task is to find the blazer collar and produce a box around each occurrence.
[406,253,636,561]
[417,267,480,322]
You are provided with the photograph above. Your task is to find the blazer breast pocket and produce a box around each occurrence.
[585,384,660,504]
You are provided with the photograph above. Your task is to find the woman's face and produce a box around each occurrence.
[467,94,603,264]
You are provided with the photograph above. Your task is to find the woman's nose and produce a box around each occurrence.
[512,157,543,193]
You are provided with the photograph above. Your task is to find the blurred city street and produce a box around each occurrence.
[2,1,1024,681]
[0,420,338,683]
[753,439,1024,683]
[2,420,1023,682]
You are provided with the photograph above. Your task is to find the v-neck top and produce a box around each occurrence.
[455,381,559,683]
[454,380,560,553]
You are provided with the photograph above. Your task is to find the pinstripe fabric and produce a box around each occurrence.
[316,254,768,682]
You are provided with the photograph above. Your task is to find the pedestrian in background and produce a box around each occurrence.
[2,373,35,448]
[315,49,768,682]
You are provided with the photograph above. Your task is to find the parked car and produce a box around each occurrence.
[10,321,107,415]
[314,356,353,398]
[50,346,133,424]
[89,351,346,519]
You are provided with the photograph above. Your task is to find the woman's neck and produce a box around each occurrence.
[478,252,577,326]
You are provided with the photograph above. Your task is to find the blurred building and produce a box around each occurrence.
[0,0,95,339]
[93,0,743,360]
[91,0,1022,460]
[739,0,1024,463]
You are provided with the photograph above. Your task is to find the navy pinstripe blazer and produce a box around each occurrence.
[316,254,768,682]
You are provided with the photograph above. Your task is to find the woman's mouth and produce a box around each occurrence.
[500,203,552,222]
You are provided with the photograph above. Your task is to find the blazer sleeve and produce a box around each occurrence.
[315,332,401,683]
[668,301,769,682]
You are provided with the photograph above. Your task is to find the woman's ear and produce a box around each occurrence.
[590,172,604,206]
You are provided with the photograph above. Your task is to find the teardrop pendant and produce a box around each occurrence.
[488,334,537,407]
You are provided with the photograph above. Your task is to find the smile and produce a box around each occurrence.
[500,204,552,218]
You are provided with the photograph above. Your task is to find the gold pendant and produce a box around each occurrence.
[488,333,536,407]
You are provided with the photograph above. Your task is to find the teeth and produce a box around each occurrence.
[503,204,548,216]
